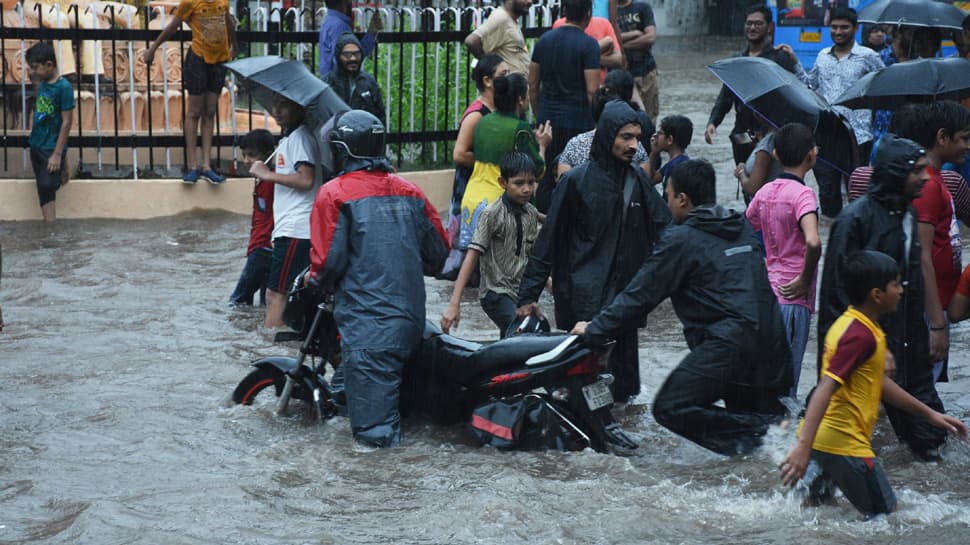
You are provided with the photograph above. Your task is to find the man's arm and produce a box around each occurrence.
[143,15,183,64]
[779,375,840,486]
[516,172,575,312]
[418,191,450,276]
[464,33,485,59]
[949,265,970,322]
[360,12,381,57]
[584,68,600,106]
[225,12,238,59]
[598,23,623,69]
[582,227,682,344]
[307,189,349,288]
[528,61,541,120]
[776,44,818,88]
[705,84,734,144]
[918,221,949,361]
[624,25,656,51]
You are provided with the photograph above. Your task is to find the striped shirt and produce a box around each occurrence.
[469,196,541,299]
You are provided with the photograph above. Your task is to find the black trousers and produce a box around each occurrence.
[814,140,872,218]
[883,352,948,456]
[609,329,640,402]
[652,340,785,456]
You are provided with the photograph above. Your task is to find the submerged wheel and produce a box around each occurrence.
[232,367,285,405]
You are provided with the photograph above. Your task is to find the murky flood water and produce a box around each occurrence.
[3,36,970,544]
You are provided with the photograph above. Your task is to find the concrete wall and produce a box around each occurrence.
[0,169,456,221]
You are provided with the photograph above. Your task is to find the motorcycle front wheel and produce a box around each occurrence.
[232,367,285,405]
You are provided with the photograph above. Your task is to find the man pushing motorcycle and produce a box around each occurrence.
[305,110,449,450]
[571,159,792,456]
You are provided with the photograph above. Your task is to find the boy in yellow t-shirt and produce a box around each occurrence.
[143,0,238,184]
[779,250,967,519]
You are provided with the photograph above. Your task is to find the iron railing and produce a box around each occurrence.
[0,1,556,177]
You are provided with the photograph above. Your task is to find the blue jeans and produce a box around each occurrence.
[779,303,810,398]
[229,248,272,305]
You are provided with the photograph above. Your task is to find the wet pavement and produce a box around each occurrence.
[3,35,970,544]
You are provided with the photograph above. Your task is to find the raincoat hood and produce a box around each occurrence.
[590,100,642,175]
[869,133,925,210]
[682,204,746,241]
[335,33,363,72]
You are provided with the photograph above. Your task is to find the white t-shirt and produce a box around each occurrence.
[272,125,321,240]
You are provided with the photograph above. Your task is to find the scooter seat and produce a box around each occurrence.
[457,334,573,383]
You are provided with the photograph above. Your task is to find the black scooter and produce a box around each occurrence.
[231,279,637,453]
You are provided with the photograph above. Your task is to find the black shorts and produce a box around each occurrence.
[183,48,227,96]
[269,237,311,294]
[30,147,67,206]
[809,450,897,518]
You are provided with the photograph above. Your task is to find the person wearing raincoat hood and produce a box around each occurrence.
[572,159,792,456]
[306,110,448,449]
[516,99,670,402]
[818,134,951,461]
[322,33,386,126]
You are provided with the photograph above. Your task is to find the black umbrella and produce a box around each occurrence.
[225,55,348,130]
[708,56,858,174]
[835,57,970,110]
[859,0,966,30]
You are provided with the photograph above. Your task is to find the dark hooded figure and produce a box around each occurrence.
[818,134,948,461]
[322,33,386,125]
[574,159,792,456]
[516,99,671,401]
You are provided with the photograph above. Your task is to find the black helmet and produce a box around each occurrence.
[327,110,388,174]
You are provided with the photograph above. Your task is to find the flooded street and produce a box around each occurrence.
[4,36,970,544]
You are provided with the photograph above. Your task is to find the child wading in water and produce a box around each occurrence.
[441,152,541,338]
[229,129,276,306]
[780,250,967,519]
[26,42,74,222]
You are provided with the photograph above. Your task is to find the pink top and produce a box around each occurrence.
[746,175,820,311]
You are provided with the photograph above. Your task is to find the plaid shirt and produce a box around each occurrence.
[794,42,884,144]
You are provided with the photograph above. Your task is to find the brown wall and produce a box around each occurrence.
[0,169,455,221]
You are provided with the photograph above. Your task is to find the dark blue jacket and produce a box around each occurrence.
[309,169,449,351]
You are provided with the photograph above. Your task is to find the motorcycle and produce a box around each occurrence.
[231,277,638,453]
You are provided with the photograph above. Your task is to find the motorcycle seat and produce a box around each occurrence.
[453,334,573,383]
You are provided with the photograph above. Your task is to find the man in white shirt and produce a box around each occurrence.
[782,6,884,217]
[464,0,532,76]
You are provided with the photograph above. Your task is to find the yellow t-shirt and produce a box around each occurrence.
[175,0,230,64]
[810,306,886,458]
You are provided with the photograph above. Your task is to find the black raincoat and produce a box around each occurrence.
[585,204,791,455]
[515,100,670,400]
[818,134,945,454]
[516,100,670,330]
[322,33,386,125]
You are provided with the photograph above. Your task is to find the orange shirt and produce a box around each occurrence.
[174,0,230,64]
